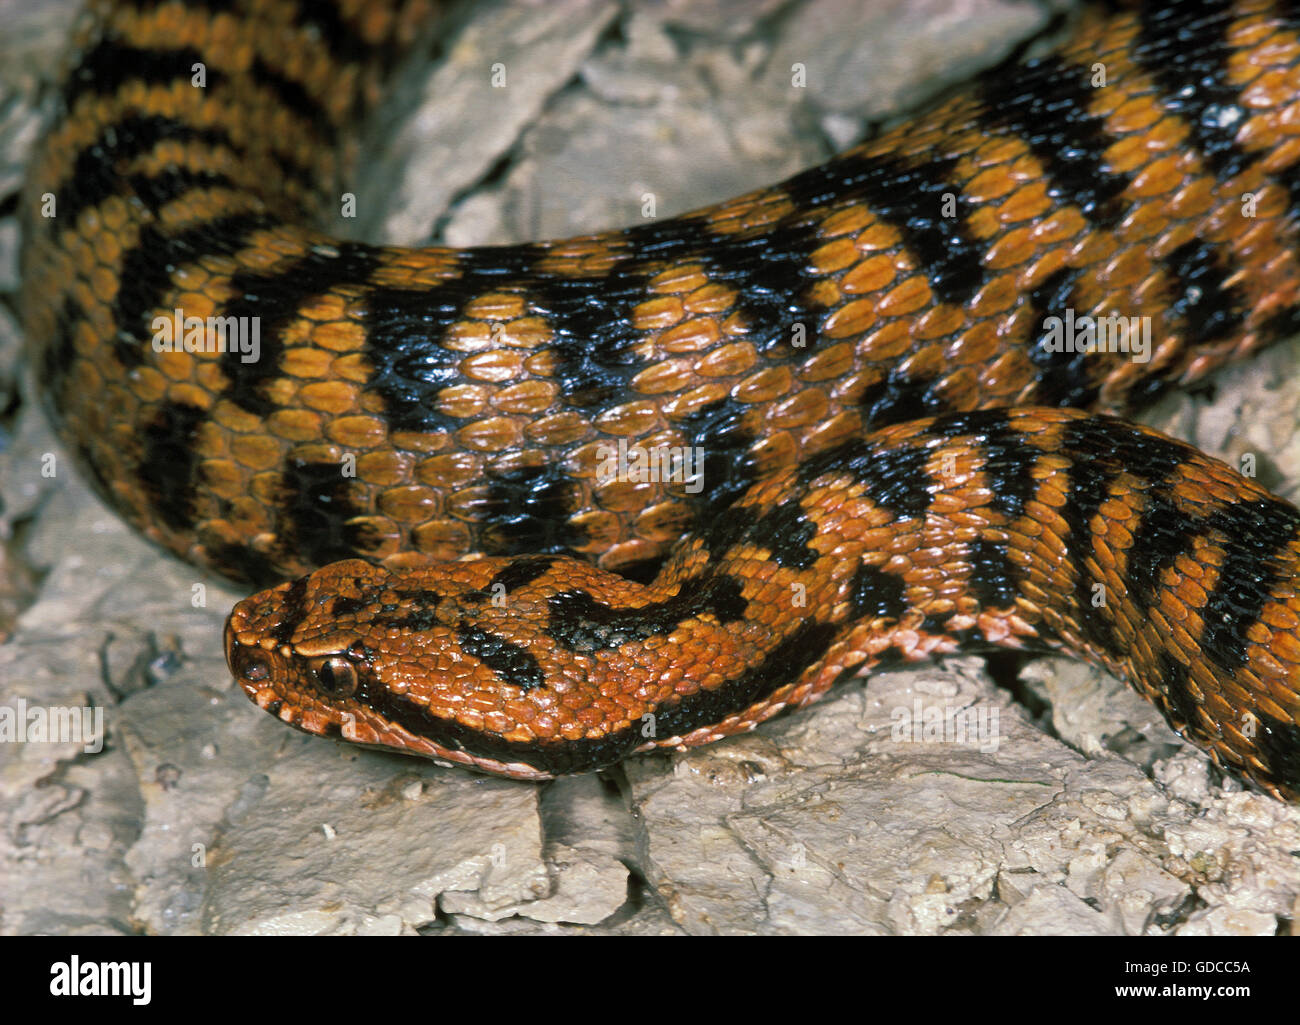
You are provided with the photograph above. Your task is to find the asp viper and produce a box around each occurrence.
[18,0,1300,796]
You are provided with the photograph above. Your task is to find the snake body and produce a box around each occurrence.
[20,0,1300,796]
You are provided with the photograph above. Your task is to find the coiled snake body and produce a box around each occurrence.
[20,0,1300,796]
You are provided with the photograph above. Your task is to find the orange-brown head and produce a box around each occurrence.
[223,554,767,779]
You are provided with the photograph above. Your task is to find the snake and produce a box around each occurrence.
[18,0,1300,798]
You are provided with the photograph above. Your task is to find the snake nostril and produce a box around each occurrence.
[241,654,271,682]
[228,642,271,684]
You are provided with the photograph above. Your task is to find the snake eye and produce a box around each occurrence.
[312,656,357,698]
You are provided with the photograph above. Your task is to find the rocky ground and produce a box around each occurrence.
[1,0,1298,935]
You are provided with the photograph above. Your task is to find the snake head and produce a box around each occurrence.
[222,555,666,779]
[224,559,384,747]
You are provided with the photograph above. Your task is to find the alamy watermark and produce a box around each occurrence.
[1040,308,1151,364]
[595,438,704,493]
[151,307,260,364]
[50,956,150,1005]
[890,698,999,754]
[0,699,104,754]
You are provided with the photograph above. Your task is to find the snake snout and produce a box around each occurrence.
[224,616,276,699]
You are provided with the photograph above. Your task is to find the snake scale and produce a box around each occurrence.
[19,0,1300,796]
